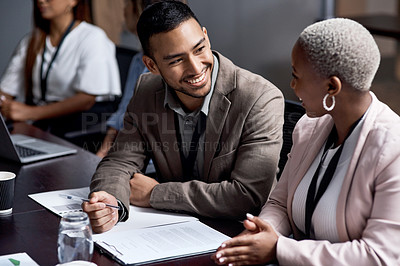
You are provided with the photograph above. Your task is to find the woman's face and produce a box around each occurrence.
[37,0,77,20]
[290,42,328,117]
[124,0,139,34]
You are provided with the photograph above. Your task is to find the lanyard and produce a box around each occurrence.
[304,117,362,239]
[39,20,75,103]
[174,112,206,181]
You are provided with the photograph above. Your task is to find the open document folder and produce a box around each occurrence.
[93,219,230,265]
[29,187,230,265]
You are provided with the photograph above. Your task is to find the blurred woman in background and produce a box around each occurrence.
[0,0,120,138]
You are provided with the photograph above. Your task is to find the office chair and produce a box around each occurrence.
[277,99,305,180]
[63,46,138,153]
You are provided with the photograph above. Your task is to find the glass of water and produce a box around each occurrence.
[57,212,94,263]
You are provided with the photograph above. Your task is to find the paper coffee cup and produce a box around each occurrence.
[0,171,16,216]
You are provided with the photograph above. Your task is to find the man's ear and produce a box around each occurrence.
[328,76,342,96]
[142,55,160,75]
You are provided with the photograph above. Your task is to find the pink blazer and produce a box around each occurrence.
[259,92,400,265]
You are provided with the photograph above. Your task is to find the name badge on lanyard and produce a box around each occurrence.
[39,20,75,103]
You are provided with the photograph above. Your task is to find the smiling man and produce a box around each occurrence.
[84,0,284,233]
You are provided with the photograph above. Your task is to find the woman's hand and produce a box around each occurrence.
[1,98,35,121]
[212,214,278,265]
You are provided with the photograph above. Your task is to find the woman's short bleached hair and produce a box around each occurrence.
[298,18,380,92]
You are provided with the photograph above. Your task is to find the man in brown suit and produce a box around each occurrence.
[83,1,284,233]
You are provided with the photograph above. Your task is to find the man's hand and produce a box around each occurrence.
[129,173,159,207]
[82,191,119,233]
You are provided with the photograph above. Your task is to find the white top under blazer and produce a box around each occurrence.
[292,111,367,242]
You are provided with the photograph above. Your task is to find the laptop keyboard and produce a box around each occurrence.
[15,144,46,158]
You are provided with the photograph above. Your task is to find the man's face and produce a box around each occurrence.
[143,18,214,101]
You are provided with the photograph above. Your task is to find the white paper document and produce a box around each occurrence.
[28,187,90,216]
[93,220,230,265]
[28,187,197,228]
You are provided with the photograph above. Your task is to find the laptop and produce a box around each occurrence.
[0,114,77,163]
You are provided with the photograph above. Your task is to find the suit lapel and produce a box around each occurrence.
[203,52,235,180]
[336,92,378,241]
[289,116,333,192]
[288,116,333,239]
[204,90,231,180]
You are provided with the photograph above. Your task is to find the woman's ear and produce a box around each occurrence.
[142,55,160,75]
[328,76,342,96]
[70,0,78,8]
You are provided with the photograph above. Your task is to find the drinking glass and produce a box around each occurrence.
[57,212,94,263]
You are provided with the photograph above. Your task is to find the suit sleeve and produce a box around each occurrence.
[90,74,149,219]
[150,87,284,219]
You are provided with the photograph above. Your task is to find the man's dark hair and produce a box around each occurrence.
[137,0,201,57]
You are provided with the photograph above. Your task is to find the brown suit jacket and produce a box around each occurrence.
[90,51,284,220]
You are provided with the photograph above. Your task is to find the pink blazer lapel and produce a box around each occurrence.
[287,115,334,238]
[336,92,379,241]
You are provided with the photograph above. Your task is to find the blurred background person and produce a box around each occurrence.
[96,0,187,160]
[91,0,125,44]
[0,0,121,138]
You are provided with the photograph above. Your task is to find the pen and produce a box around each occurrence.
[59,194,121,210]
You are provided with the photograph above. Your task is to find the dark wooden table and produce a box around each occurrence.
[0,123,243,265]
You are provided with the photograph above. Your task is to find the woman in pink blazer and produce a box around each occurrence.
[212,18,400,265]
